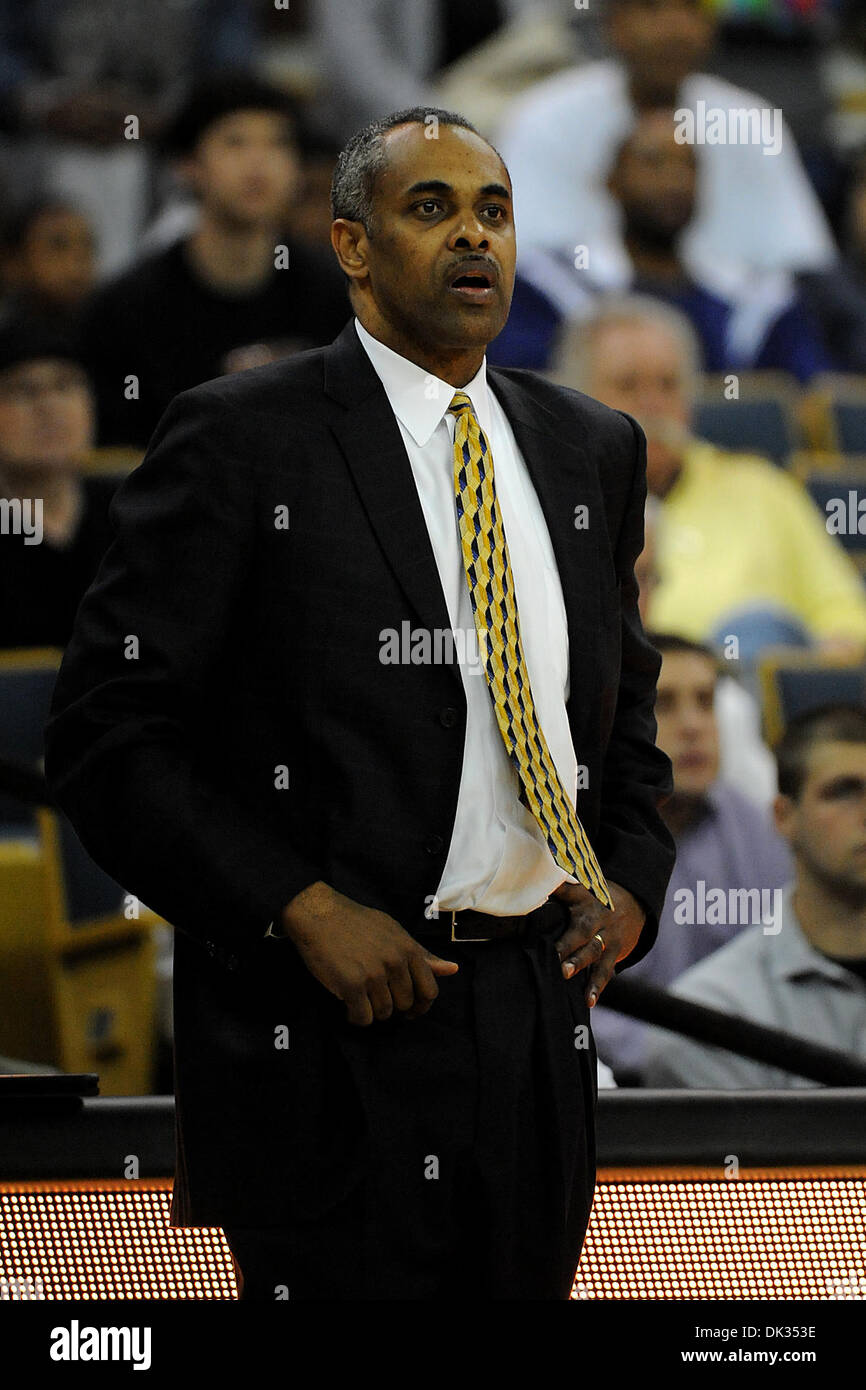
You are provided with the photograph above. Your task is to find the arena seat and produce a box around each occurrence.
[790,458,866,572]
[0,650,160,1094]
[802,374,866,455]
[0,648,61,831]
[757,646,866,748]
[79,446,144,478]
[694,372,800,464]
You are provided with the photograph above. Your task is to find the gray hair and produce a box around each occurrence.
[330,106,499,237]
[549,293,703,403]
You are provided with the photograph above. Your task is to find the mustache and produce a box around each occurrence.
[445,255,499,283]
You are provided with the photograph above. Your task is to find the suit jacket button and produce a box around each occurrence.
[426,834,444,854]
[439,706,458,727]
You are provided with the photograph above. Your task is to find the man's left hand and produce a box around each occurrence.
[549,879,646,1008]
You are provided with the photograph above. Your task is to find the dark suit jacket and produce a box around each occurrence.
[43,317,675,1226]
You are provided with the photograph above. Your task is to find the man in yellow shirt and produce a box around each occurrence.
[551,295,866,661]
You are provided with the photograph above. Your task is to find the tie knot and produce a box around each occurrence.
[448,390,474,417]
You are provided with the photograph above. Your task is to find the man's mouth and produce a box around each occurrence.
[446,264,497,301]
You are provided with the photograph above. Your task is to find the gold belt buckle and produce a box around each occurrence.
[450,910,491,943]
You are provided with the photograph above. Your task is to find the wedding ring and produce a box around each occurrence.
[593,933,606,952]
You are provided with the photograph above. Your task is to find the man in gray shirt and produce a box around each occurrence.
[646,702,866,1088]
[592,632,792,1083]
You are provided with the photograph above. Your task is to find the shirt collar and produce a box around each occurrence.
[354,317,491,447]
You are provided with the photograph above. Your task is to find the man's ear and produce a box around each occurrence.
[330,218,370,286]
[773,791,795,841]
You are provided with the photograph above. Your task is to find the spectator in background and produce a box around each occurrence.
[0,0,259,276]
[845,147,866,287]
[798,146,866,373]
[639,495,778,812]
[550,296,866,664]
[592,633,792,1085]
[490,109,831,381]
[646,703,866,1089]
[432,3,588,139]
[80,75,350,449]
[821,0,866,158]
[0,318,118,650]
[0,198,96,334]
[280,133,345,256]
[139,123,348,264]
[308,0,563,145]
[497,0,837,292]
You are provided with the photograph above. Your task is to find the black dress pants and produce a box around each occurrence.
[223,899,598,1301]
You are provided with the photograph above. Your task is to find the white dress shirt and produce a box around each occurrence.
[355,316,579,916]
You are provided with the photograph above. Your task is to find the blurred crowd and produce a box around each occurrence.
[3,0,866,1093]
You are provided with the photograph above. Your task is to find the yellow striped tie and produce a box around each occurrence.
[448,390,613,910]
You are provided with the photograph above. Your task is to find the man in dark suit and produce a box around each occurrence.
[43,106,675,1301]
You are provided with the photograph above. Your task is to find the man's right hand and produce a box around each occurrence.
[280,881,459,1026]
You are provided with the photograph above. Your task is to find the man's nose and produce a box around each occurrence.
[450,217,490,250]
[680,707,709,737]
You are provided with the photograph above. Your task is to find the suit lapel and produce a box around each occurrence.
[324,322,457,648]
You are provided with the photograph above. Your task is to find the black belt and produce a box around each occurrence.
[434,899,567,943]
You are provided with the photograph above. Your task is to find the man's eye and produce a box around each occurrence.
[829,783,864,799]
[483,205,505,220]
[416,200,441,214]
